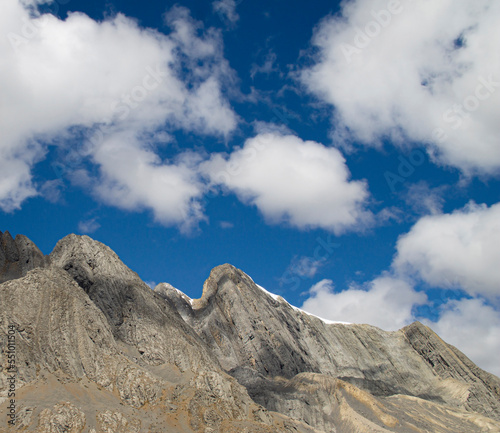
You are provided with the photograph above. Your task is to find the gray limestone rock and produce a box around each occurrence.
[0,234,316,432]
[172,263,500,428]
[0,231,50,284]
[1,234,499,433]
[49,234,220,374]
[402,321,500,420]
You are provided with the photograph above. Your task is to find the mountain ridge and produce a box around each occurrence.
[1,232,499,433]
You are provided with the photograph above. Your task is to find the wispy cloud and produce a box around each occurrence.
[287,256,324,279]
[212,0,240,26]
[78,218,101,234]
[250,51,279,79]
[219,221,234,229]
[404,182,446,216]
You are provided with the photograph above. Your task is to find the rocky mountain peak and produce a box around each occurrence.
[158,262,500,428]
[1,232,500,433]
[0,231,49,284]
[195,263,260,308]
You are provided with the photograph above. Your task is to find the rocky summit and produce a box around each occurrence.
[1,233,499,433]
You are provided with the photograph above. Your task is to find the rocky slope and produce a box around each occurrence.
[0,235,317,433]
[0,231,49,284]
[1,233,499,433]
[157,263,500,431]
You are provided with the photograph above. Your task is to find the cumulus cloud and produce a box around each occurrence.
[0,1,237,221]
[394,202,500,300]
[301,200,500,373]
[301,276,426,331]
[301,0,500,174]
[0,151,40,212]
[91,134,206,232]
[423,298,500,377]
[201,133,372,233]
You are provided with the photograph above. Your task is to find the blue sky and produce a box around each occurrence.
[1,0,499,374]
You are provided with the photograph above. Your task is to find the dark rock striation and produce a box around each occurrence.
[0,231,50,284]
[0,234,317,433]
[1,233,500,433]
[157,263,500,430]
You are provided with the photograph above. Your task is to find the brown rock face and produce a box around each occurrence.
[1,233,499,433]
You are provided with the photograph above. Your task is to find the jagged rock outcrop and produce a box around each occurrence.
[402,321,500,420]
[0,235,317,433]
[0,231,50,284]
[1,233,500,433]
[49,234,220,374]
[157,263,500,431]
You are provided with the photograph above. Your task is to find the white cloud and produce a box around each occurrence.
[394,202,500,300]
[201,133,372,233]
[40,179,64,204]
[301,276,426,331]
[301,0,500,174]
[423,298,500,377]
[287,256,324,278]
[250,51,279,79]
[78,217,101,234]
[212,0,239,25]
[404,182,446,216]
[91,134,206,232]
[0,153,40,212]
[0,1,237,220]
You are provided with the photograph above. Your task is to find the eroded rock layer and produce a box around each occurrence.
[1,234,499,433]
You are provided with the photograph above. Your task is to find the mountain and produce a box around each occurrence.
[1,233,499,433]
[0,231,50,284]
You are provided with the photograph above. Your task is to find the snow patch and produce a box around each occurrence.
[254,283,351,325]
[256,284,281,301]
[158,283,193,304]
